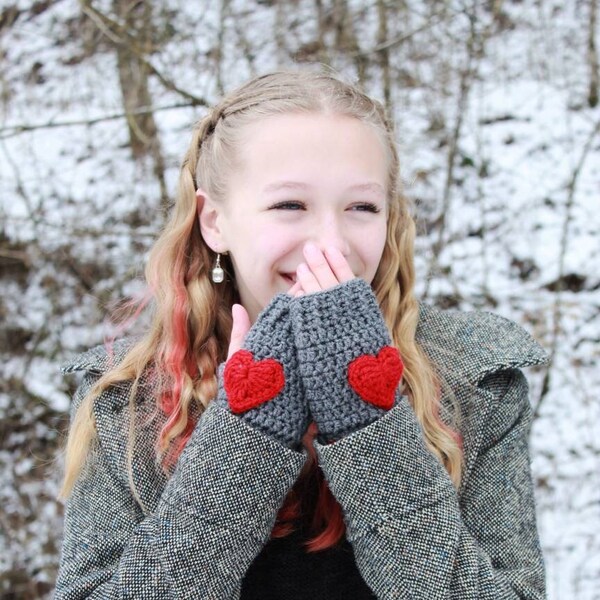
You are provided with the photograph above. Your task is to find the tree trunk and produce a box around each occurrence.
[112,0,168,212]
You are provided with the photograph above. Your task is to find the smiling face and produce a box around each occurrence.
[199,112,389,322]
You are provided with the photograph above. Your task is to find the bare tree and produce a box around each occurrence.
[80,0,170,213]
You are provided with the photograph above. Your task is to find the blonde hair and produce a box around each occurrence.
[60,69,463,541]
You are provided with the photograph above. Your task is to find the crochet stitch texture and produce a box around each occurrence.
[56,296,549,599]
[290,278,405,443]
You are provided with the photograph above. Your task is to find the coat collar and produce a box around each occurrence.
[61,337,137,375]
[62,304,548,380]
[415,302,548,382]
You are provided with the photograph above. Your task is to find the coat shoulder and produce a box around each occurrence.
[61,337,138,375]
[61,339,165,506]
[60,337,147,418]
[415,302,549,383]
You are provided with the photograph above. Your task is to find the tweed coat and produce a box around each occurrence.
[55,302,549,599]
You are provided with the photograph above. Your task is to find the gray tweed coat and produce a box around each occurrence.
[55,303,548,599]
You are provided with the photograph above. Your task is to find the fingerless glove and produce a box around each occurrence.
[290,278,404,444]
[215,293,309,450]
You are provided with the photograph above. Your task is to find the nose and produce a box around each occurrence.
[310,215,351,257]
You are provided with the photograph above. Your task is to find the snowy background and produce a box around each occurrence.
[0,0,598,598]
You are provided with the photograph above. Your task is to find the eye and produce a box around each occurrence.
[269,200,306,211]
[349,202,381,213]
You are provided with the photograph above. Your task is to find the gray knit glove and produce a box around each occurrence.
[290,278,405,444]
[215,293,309,450]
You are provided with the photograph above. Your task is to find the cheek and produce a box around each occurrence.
[376,227,388,261]
[364,222,387,261]
[262,229,302,260]
[361,227,387,280]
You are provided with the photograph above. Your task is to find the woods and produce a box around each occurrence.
[0,1,598,598]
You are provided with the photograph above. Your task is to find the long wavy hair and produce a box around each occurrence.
[60,69,463,551]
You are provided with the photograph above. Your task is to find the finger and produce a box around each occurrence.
[296,262,322,294]
[286,280,303,296]
[324,245,355,283]
[303,242,339,289]
[227,303,252,360]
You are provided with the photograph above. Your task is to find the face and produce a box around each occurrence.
[200,112,389,322]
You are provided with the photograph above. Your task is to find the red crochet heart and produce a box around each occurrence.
[224,350,285,413]
[348,346,404,410]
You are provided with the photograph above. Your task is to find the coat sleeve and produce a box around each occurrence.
[55,372,307,599]
[313,369,546,600]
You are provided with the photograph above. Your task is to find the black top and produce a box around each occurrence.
[241,516,377,599]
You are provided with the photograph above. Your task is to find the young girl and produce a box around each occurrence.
[56,70,548,599]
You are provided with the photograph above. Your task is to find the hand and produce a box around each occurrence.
[292,242,356,297]
[289,278,404,444]
[226,240,354,356]
[227,272,310,358]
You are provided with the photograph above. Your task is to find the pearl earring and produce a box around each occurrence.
[211,253,225,283]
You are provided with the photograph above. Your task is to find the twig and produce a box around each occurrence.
[422,9,479,298]
[0,248,30,266]
[0,102,196,140]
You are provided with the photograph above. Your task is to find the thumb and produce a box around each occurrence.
[227,303,252,360]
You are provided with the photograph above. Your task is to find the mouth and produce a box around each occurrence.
[281,272,297,285]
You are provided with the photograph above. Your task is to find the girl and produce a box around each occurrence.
[56,70,548,599]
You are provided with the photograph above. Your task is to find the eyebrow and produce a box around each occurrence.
[262,181,385,196]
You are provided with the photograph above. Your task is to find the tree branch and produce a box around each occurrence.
[79,0,208,107]
[0,102,195,140]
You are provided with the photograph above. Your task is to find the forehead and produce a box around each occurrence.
[232,112,389,187]
[238,111,385,149]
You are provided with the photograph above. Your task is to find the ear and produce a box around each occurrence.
[196,188,227,253]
